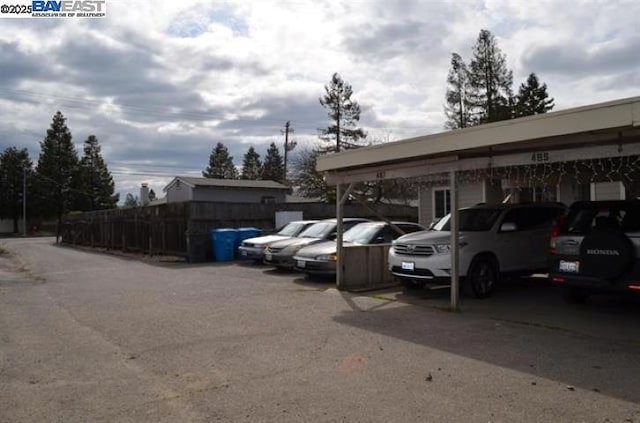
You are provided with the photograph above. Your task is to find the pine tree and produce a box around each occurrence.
[123,193,138,207]
[240,146,262,180]
[202,142,238,179]
[35,111,81,240]
[444,53,472,129]
[262,142,284,182]
[0,147,32,233]
[319,73,367,152]
[514,73,555,117]
[468,29,514,124]
[78,135,118,211]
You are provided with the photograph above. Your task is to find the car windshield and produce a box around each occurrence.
[277,222,308,237]
[299,222,336,238]
[343,223,383,244]
[433,208,502,232]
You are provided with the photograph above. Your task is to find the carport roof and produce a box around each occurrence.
[317,96,640,179]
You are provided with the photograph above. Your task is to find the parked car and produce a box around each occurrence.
[237,220,318,262]
[263,218,370,270]
[293,221,426,276]
[549,200,640,303]
[388,203,565,298]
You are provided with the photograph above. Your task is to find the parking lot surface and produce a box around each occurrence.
[1,238,639,422]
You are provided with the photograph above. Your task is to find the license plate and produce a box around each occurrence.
[559,260,580,273]
[297,260,306,268]
[401,261,415,271]
[265,253,272,261]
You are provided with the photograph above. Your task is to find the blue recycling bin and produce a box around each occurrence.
[236,227,261,259]
[210,228,238,262]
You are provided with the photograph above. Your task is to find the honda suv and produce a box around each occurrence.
[549,200,640,303]
[388,203,565,298]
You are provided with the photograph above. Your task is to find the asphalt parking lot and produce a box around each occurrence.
[1,238,639,422]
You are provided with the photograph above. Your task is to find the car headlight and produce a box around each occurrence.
[315,254,337,262]
[433,242,468,254]
[433,244,451,254]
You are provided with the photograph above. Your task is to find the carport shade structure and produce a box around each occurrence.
[316,96,640,311]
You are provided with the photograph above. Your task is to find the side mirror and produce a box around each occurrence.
[328,232,337,240]
[373,236,386,244]
[500,222,517,232]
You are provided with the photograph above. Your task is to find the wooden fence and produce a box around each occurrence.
[61,201,418,261]
[61,203,189,257]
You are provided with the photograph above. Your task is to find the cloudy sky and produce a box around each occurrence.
[1,0,639,200]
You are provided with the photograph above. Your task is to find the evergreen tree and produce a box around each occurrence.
[35,111,81,241]
[0,147,33,233]
[514,73,555,117]
[202,142,238,179]
[78,135,118,211]
[319,72,367,152]
[262,142,284,182]
[444,53,472,129]
[240,146,262,180]
[468,29,514,124]
[123,193,138,207]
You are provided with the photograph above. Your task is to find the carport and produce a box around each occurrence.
[317,96,640,311]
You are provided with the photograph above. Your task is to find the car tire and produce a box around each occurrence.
[562,286,588,304]
[401,278,426,290]
[465,257,497,299]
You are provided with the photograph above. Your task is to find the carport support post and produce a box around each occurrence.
[336,183,355,290]
[450,170,460,312]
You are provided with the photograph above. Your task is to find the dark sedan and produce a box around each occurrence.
[293,221,425,276]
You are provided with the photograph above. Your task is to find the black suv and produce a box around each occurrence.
[549,200,640,303]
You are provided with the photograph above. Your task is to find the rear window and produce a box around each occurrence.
[562,202,640,234]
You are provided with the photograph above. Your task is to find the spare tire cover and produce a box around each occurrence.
[579,228,634,280]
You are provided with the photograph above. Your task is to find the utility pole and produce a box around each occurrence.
[282,121,296,184]
[336,105,341,152]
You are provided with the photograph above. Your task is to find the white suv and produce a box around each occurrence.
[388,203,565,298]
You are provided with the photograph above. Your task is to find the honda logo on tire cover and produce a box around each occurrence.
[586,249,620,256]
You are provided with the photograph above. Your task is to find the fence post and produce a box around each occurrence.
[148,214,153,256]
[121,217,126,252]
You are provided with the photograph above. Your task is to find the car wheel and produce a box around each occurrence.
[465,258,497,299]
[401,278,426,290]
[562,287,588,304]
